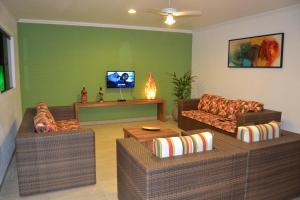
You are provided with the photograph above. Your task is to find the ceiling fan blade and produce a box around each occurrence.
[144,9,172,16]
[144,9,161,15]
[173,11,202,17]
[159,12,169,16]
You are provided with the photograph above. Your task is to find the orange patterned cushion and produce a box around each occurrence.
[34,102,58,133]
[217,99,229,118]
[182,110,237,133]
[236,100,250,114]
[34,112,57,133]
[226,100,240,120]
[36,102,48,109]
[56,119,80,131]
[234,100,264,114]
[197,94,264,123]
[210,118,237,133]
[198,94,222,113]
[209,96,224,115]
[37,108,56,123]
[247,101,264,112]
[197,94,211,111]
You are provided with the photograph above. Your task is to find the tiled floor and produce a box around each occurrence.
[0,120,181,200]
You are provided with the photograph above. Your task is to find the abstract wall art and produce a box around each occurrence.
[228,33,284,68]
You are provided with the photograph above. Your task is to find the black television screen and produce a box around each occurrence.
[106,71,135,88]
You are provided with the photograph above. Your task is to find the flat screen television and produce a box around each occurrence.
[106,71,135,88]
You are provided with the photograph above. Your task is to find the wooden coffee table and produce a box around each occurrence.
[123,125,179,150]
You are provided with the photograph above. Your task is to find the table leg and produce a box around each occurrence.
[74,103,79,120]
[157,101,167,121]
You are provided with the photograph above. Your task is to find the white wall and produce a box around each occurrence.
[192,5,300,133]
[0,1,22,187]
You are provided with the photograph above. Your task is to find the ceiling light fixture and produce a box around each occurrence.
[165,14,176,25]
[128,9,136,14]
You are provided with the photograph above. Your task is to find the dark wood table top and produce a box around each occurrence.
[123,125,179,142]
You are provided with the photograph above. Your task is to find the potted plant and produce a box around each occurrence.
[170,71,196,121]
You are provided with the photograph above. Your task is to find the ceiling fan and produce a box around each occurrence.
[150,0,202,25]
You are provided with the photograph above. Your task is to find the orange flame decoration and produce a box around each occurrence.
[145,73,157,99]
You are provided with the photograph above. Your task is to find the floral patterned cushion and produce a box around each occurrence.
[197,94,223,113]
[34,102,58,133]
[229,100,264,119]
[33,112,57,133]
[36,102,49,110]
[182,110,215,126]
[56,119,80,131]
[37,107,56,123]
[210,118,237,133]
[226,100,242,120]
[182,110,237,133]
[197,94,211,111]
[34,102,80,133]
[236,100,250,113]
[217,99,229,118]
[209,96,224,115]
[246,101,264,112]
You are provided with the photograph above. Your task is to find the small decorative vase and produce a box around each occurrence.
[81,86,88,104]
[98,87,104,102]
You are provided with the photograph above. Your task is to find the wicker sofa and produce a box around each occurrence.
[117,138,248,200]
[117,129,300,200]
[16,106,96,196]
[178,94,282,136]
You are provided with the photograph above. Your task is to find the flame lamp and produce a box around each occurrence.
[145,73,157,99]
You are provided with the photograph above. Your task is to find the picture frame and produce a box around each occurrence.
[228,33,284,68]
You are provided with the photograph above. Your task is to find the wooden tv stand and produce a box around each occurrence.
[74,99,167,122]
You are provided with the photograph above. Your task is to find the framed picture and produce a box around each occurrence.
[228,33,284,68]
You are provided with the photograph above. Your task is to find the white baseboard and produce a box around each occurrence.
[80,115,172,125]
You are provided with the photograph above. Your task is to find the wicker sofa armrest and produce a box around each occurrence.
[16,128,96,196]
[177,99,199,129]
[178,99,199,112]
[18,108,36,134]
[236,109,282,127]
[49,106,76,120]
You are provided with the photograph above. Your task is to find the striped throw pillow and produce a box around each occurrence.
[153,132,213,158]
[237,121,280,143]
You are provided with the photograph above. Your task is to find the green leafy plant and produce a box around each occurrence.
[170,71,196,100]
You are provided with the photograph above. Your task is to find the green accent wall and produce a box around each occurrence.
[18,23,192,121]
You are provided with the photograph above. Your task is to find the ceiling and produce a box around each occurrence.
[2,0,300,30]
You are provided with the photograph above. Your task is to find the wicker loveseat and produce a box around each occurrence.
[117,138,248,200]
[117,129,300,200]
[178,94,282,136]
[16,106,96,196]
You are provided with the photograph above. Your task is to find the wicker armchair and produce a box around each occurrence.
[178,99,282,136]
[16,106,96,196]
[117,138,248,200]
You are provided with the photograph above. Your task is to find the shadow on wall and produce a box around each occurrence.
[0,120,18,188]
